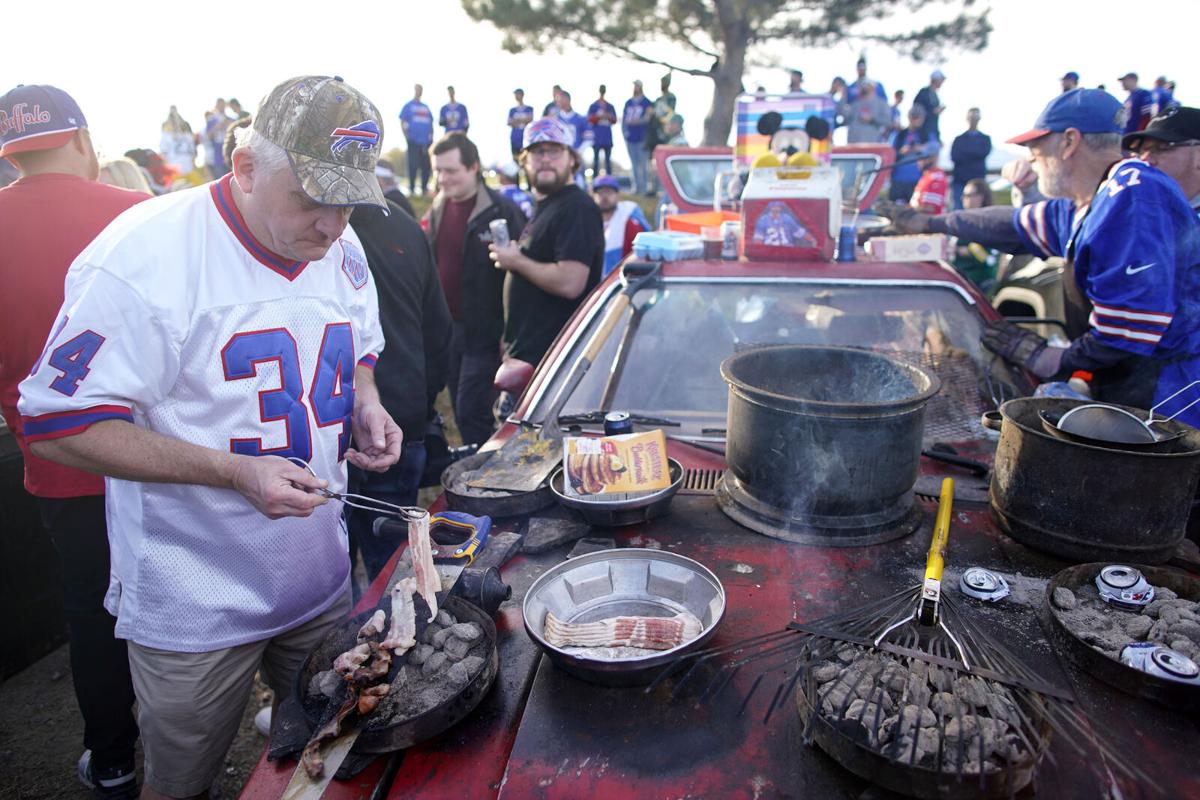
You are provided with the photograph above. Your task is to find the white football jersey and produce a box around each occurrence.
[19,175,383,652]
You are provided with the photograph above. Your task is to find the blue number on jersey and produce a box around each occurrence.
[222,329,313,461]
[308,323,356,457]
[47,330,106,396]
[221,326,358,461]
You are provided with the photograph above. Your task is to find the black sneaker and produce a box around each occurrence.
[77,750,138,800]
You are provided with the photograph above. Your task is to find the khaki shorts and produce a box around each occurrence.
[127,591,352,796]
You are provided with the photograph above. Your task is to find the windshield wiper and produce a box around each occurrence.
[557,411,681,428]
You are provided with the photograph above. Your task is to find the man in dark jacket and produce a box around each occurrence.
[347,200,453,582]
[950,107,991,209]
[914,70,947,140]
[427,133,527,446]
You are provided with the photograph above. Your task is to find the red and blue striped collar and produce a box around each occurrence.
[210,173,309,280]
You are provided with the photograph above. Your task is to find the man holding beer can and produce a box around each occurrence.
[425,132,528,447]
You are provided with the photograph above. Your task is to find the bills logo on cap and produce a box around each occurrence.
[329,120,380,155]
[340,241,369,290]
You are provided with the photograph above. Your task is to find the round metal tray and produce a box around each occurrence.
[1043,562,1200,712]
[549,458,683,527]
[523,548,725,686]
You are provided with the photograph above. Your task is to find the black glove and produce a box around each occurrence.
[981,319,1049,370]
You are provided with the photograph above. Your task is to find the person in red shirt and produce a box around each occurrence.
[911,144,949,214]
[0,84,148,798]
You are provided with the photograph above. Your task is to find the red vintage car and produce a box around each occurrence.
[241,149,1193,800]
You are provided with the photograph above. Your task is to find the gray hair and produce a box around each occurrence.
[233,125,291,177]
[1080,132,1123,152]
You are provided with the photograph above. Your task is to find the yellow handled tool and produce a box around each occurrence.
[918,477,955,627]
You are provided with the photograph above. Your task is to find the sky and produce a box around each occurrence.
[3,0,1194,173]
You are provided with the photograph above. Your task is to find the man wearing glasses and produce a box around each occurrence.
[1123,106,1200,216]
[490,116,604,368]
[889,90,1200,426]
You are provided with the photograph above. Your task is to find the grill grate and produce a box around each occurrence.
[681,468,722,495]
[883,351,990,444]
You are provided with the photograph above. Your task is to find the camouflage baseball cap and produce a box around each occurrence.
[252,75,387,210]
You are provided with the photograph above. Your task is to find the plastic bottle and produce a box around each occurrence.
[1068,370,1093,399]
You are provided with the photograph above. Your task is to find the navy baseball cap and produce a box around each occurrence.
[592,175,620,191]
[0,84,87,158]
[1007,88,1125,145]
[1062,71,1079,82]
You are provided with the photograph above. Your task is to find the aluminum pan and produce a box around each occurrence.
[523,548,725,686]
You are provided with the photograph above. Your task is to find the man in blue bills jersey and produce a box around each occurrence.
[888,89,1200,426]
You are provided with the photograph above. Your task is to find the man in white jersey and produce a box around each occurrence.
[18,75,401,799]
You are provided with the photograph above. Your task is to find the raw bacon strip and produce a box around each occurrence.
[543,611,703,651]
[357,609,386,643]
[381,577,418,655]
[408,511,439,621]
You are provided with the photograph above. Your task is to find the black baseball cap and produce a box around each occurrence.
[1122,106,1200,151]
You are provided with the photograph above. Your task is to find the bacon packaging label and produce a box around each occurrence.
[563,430,671,497]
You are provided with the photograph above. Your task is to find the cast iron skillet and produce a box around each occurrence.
[292,594,498,755]
[1042,562,1200,713]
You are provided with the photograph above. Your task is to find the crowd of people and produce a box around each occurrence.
[0,53,1196,800]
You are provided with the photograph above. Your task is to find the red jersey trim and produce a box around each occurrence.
[210,174,309,281]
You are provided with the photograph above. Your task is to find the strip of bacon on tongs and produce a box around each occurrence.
[408,511,439,621]
[543,611,703,651]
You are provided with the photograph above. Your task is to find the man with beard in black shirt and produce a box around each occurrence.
[490,116,604,368]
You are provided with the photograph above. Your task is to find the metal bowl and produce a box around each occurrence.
[549,458,683,527]
[523,548,725,686]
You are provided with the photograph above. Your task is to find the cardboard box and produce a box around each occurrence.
[865,234,951,263]
[563,430,671,497]
[740,167,841,262]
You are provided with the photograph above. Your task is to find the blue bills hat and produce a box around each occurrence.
[1008,88,1125,145]
[0,84,87,158]
[592,175,620,191]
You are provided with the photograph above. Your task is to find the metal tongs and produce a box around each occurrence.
[286,457,427,522]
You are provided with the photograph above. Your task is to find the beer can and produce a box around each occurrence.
[836,225,857,262]
[489,218,510,248]
[1120,643,1200,684]
[720,221,740,260]
[959,567,1010,602]
[1096,565,1155,610]
[603,411,634,436]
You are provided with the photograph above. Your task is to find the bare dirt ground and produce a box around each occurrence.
[0,394,460,799]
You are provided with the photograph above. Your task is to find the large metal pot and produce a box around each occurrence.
[717,346,940,545]
[987,397,1200,564]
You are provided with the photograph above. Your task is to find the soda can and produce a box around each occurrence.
[959,567,1010,602]
[720,221,740,260]
[603,411,634,436]
[836,225,857,262]
[489,218,510,248]
[1096,565,1155,610]
[1120,643,1200,685]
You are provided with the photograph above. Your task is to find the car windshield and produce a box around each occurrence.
[527,278,1019,444]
